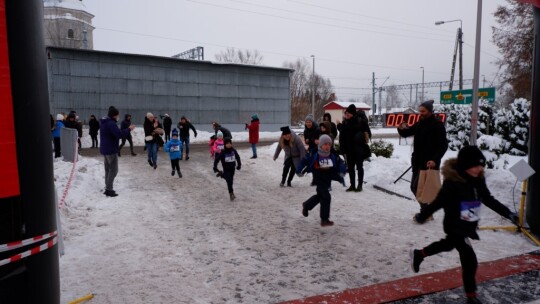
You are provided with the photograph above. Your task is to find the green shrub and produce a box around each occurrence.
[370,139,394,158]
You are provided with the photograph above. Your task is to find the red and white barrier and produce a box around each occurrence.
[0,236,58,267]
[0,230,57,253]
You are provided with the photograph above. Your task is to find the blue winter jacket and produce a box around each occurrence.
[99,116,130,155]
[164,138,183,160]
[52,120,64,138]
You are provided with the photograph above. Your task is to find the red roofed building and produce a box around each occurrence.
[322,101,371,123]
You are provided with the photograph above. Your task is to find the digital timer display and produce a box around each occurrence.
[383,113,447,128]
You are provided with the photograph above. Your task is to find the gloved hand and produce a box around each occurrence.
[413,213,425,224]
[509,212,519,225]
[213,167,218,173]
[236,165,241,170]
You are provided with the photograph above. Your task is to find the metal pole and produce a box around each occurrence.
[311,55,315,117]
[458,23,464,90]
[420,66,425,101]
[372,72,376,121]
[470,0,482,145]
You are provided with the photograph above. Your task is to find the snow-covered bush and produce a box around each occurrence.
[370,139,394,158]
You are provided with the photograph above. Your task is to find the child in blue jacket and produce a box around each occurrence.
[164,129,183,178]
[297,134,346,226]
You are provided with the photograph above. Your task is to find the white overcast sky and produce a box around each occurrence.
[83,0,509,105]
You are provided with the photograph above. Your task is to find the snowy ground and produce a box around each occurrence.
[56,128,538,304]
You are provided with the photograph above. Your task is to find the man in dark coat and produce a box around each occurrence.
[162,113,173,142]
[177,116,198,160]
[398,100,448,211]
[338,104,371,192]
[100,106,135,197]
[212,122,232,139]
[64,111,83,150]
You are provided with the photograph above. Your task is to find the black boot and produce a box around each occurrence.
[177,170,182,178]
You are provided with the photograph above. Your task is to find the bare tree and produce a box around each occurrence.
[215,47,264,65]
[283,58,335,124]
[492,1,533,101]
[385,85,400,111]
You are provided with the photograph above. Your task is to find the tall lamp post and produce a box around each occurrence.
[420,66,425,101]
[310,55,315,117]
[435,19,463,90]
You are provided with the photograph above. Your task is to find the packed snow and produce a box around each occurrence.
[56,127,538,304]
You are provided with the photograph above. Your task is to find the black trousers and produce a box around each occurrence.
[170,159,180,172]
[221,169,235,193]
[90,134,98,148]
[119,135,134,153]
[423,235,478,294]
[53,137,61,158]
[164,127,171,142]
[345,152,364,188]
[281,157,295,184]
[303,178,331,220]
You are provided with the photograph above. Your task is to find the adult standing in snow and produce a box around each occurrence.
[411,145,518,304]
[273,126,306,187]
[89,114,100,148]
[64,111,83,150]
[118,114,136,156]
[162,113,172,142]
[398,100,448,213]
[212,121,232,139]
[245,113,260,159]
[338,104,371,192]
[100,106,135,197]
[177,116,197,160]
[144,112,160,169]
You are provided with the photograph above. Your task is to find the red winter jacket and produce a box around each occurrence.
[246,119,259,144]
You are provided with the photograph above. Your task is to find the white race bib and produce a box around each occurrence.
[225,154,236,163]
[460,200,481,222]
[318,157,334,168]
[170,144,180,152]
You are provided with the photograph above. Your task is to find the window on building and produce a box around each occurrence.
[67,29,74,39]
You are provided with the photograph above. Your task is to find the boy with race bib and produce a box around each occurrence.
[411,145,518,304]
[164,128,183,178]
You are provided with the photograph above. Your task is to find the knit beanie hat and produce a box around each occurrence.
[318,134,333,157]
[420,100,434,113]
[457,145,486,170]
[345,104,357,115]
[108,106,119,117]
[146,112,154,119]
[56,114,64,120]
[252,113,259,120]
[280,126,291,135]
[172,128,179,137]
[305,114,315,122]
[223,137,232,145]
[217,131,223,138]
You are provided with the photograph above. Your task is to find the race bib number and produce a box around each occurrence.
[318,157,334,168]
[225,154,236,163]
[170,144,180,152]
[217,144,224,151]
[460,200,481,222]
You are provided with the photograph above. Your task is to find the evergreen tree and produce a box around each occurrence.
[506,98,530,155]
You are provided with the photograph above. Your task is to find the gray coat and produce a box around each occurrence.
[274,132,306,169]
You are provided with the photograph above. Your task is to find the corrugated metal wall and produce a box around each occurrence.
[46,47,291,132]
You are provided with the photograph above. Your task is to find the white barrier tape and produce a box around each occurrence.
[0,236,58,267]
[58,140,78,209]
[0,231,57,253]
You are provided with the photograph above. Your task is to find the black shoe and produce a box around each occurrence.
[287,182,292,187]
[279,182,285,187]
[230,193,236,201]
[178,171,182,178]
[185,155,189,160]
[321,219,334,227]
[355,186,363,192]
[148,160,153,167]
[171,170,175,176]
[250,155,257,159]
[310,182,315,186]
[410,249,423,273]
[216,171,223,178]
[104,190,118,197]
[346,185,356,192]
[131,152,137,156]
[153,163,157,170]
[302,205,308,217]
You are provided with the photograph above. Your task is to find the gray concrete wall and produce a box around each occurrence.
[46,47,291,132]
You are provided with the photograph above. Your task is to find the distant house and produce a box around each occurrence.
[322,101,371,123]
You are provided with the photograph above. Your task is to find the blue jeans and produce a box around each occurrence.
[251,143,257,157]
[181,137,191,155]
[145,142,157,164]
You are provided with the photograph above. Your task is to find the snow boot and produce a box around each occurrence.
[321,219,334,227]
[171,170,175,176]
[229,192,236,201]
[104,190,118,197]
[177,170,182,178]
[410,249,424,273]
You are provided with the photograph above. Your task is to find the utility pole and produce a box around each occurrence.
[311,55,315,117]
[372,72,376,122]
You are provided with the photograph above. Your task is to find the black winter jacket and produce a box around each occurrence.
[397,115,448,170]
[213,147,241,172]
[417,158,513,239]
[338,113,370,155]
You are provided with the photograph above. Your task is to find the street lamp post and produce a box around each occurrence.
[420,66,425,101]
[310,55,315,117]
[435,19,463,90]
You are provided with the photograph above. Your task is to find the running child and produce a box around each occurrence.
[213,137,241,201]
[164,129,183,178]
